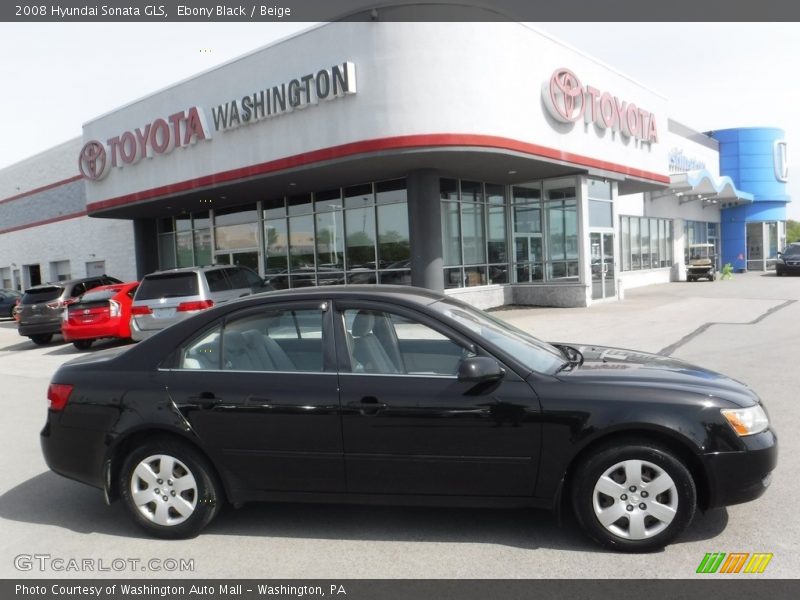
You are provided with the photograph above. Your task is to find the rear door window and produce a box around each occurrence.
[205,270,231,293]
[136,273,200,300]
[21,286,63,304]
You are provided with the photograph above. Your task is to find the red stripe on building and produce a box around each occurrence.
[0,211,87,235]
[86,134,670,213]
[0,175,83,206]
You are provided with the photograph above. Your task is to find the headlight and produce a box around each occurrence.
[721,405,769,436]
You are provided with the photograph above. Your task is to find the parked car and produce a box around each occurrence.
[0,288,22,319]
[61,282,139,350]
[775,242,800,276]
[16,276,123,345]
[130,265,272,341]
[685,243,717,281]
[41,286,776,551]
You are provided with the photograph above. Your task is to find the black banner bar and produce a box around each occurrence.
[5,580,800,600]
[4,0,800,22]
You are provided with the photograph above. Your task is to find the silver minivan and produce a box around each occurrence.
[130,265,272,341]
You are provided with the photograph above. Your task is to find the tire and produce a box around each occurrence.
[119,437,223,539]
[571,441,696,552]
[30,334,53,345]
[73,339,93,350]
[776,270,783,277]
[709,273,716,281]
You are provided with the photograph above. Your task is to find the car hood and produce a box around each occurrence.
[554,344,759,408]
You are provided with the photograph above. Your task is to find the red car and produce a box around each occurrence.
[61,282,139,350]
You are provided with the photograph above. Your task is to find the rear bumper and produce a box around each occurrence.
[40,414,106,490]
[18,320,61,337]
[62,321,126,341]
[701,429,777,509]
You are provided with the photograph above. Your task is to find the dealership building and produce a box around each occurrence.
[0,21,791,308]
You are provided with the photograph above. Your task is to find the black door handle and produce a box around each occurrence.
[190,391,220,408]
[349,396,387,415]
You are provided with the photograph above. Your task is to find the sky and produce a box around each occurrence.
[0,21,798,219]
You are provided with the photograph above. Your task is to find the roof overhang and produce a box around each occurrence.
[663,169,753,208]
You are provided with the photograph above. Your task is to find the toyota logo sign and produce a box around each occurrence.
[547,68,585,123]
[78,141,110,181]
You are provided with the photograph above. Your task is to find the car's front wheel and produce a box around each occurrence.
[119,437,222,539]
[572,441,696,552]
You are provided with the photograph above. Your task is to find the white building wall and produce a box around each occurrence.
[0,138,82,198]
[0,216,137,289]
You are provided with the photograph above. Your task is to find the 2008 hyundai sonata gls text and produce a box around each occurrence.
[41,286,777,551]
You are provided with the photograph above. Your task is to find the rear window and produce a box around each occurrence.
[80,289,120,303]
[136,273,199,300]
[21,286,63,304]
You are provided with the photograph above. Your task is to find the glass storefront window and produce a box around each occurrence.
[263,197,285,219]
[264,219,288,275]
[377,202,410,267]
[344,183,373,209]
[460,180,483,203]
[158,234,176,270]
[487,205,507,264]
[375,179,407,205]
[314,189,342,213]
[440,178,458,202]
[289,214,315,271]
[288,193,313,216]
[345,207,376,270]
[461,202,486,265]
[193,229,212,266]
[215,223,258,251]
[589,200,613,228]
[315,210,344,271]
[441,201,461,267]
[545,180,578,280]
[620,215,673,272]
[621,217,630,271]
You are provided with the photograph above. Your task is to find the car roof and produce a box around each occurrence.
[23,276,113,292]
[243,284,445,306]
[143,265,245,277]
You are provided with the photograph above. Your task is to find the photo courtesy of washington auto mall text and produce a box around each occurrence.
[14,583,349,598]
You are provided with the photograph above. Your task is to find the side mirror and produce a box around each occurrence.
[458,356,505,383]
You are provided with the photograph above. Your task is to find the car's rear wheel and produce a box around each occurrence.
[119,437,222,539]
[73,339,93,350]
[30,334,53,345]
[572,441,696,552]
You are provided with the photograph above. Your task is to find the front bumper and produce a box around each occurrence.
[701,429,777,509]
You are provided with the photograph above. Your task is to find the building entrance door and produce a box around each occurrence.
[513,234,543,282]
[590,232,616,300]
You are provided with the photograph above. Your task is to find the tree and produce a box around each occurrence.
[787,220,800,244]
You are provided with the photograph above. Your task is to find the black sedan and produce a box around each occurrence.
[776,243,800,276]
[41,286,777,551]
[0,288,21,318]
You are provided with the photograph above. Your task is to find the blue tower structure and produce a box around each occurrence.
[709,128,790,271]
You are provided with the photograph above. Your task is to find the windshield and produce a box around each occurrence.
[429,298,567,375]
[782,245,800,257]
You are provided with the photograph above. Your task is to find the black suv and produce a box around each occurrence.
[17,276,122,345]
[776,243,800,276]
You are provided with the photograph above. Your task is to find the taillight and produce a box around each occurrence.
[131,305,152,315]
[109,300,121,318]
[47,383,74,411]
[177,300,214,312]
[46,299,66,309]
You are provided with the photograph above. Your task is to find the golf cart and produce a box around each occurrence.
[686,243,717,281]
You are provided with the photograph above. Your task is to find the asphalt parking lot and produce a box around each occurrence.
[0,272,798,579]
